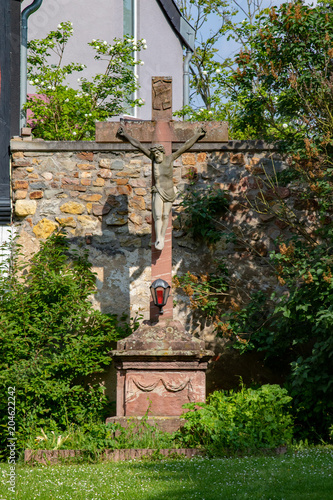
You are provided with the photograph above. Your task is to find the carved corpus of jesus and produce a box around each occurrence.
[117,125,206,250]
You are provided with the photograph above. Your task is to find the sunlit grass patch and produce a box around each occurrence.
[0,447,332,499]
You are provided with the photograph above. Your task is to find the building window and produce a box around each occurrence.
[123,0,134,38]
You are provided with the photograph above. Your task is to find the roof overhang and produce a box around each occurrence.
[157,0,195,51]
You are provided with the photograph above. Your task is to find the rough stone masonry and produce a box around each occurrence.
[10,137,295,341]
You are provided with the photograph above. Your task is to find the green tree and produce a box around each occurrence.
[230,0,333,152]
[25,21,146,140]
[176,1,333,440]
[175,0,269,126]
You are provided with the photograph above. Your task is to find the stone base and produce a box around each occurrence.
[106,416,184,434]
[111,319,213,419]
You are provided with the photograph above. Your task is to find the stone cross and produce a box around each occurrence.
[96,77,228,322]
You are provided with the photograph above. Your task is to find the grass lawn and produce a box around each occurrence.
[0,448,332,499]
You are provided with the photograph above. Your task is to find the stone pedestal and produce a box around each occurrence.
[107,320,213,431]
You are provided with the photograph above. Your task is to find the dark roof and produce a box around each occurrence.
[157,0,195,51]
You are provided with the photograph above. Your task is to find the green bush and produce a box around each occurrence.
[176,384,294,456]
[179,187,229,244]
[0,231,130,459]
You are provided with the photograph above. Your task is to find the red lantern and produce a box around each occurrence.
[150,279,170,314]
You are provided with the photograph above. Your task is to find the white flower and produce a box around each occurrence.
[92,39,96,43]
[34,79,39,84]
[85,114,88,117]
[200,108,204,112]
[142,39,147,44]
[77,78,81,82]
[202,71,207,76]
[96,46,100,50]
[47,85,52,90]
[216,68,221,74]
[69,22,73,26]
[81,64,85,69]
[139,98,145,104]
[88,113,92,117]
[143,44,147,50]
[103,41,107,45]
[140,61,144,66]
[29,80,34,85]
[282,123,288,128]
[57,24,62,29]
[72,131,77,135]
[134,74,139,79]
[208,110,213,115]
[65,98,69,102]
[52,86,56,91]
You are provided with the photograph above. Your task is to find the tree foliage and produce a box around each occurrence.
[176,2,333,440]
[25,21,146,140]
[175,0,269,126]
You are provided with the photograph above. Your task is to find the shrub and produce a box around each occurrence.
[176,384,294,456]
[0,231,129,459]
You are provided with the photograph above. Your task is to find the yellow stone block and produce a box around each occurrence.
[33,219,58,239]
[60,202,85,215]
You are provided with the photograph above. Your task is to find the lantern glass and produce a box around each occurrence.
[150,279,170,313]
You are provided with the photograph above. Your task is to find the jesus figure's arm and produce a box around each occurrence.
[171,127,206,161]
[117,126,151,158]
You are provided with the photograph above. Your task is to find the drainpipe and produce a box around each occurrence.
[183,48,193,120]
[20,0,44,132]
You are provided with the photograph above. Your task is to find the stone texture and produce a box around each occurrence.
[33,218,58,239]
[55,216,77,228]
[30,191,43,199]
[93,178,105,187]
[79,194,102,202]
[98,169,113,179]
[15,200,37,216]
[14,180,28,191]
[77,152,94,161]
[129,196,145,211]
[60,202,85,215]
[92,204,112,216]
[105,214,128,226]
[77,163,95,170]
[77,215,98,227]
[181,153,196,166]
[14,190,28,200]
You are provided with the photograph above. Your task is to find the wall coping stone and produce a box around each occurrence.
[10,139,279,153]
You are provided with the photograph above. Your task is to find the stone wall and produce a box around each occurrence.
[10,139,291,339]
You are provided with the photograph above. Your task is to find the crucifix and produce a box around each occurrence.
[96,77,228,322]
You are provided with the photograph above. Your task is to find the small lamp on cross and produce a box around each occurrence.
[150,279,171,315]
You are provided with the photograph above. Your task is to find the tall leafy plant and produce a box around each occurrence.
[0,231,125,457]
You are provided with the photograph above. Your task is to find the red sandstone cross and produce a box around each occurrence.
[96,77,227,323]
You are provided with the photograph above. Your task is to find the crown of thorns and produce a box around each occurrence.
[149,145,165,154]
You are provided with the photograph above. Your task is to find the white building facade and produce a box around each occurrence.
[22,0,194,119]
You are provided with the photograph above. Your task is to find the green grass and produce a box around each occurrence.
[1,448,332,499]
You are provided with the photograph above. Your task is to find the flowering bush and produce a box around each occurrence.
[25,21,146,140]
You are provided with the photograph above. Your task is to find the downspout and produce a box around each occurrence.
[183,48,193,120]
[20,0,43,132]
